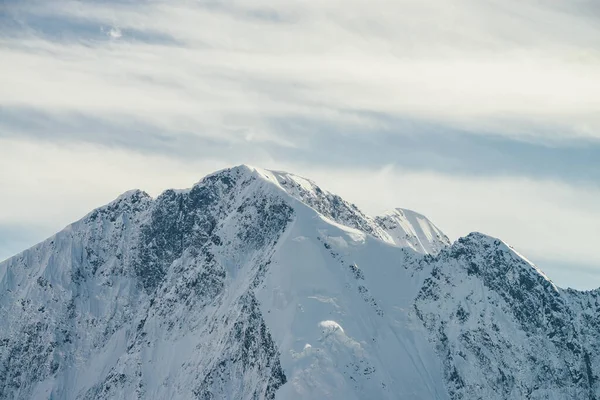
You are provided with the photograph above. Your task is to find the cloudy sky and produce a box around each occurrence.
[2,0,599,289]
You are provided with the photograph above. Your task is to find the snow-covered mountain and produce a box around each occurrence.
[0,165,597,399]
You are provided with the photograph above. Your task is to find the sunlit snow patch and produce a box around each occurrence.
[318,320,344,333]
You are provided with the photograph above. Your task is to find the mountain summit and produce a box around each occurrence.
[0,165,598,399]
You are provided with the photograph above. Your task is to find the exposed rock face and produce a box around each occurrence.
[0,167,292,400]
[415,233,599,400]
[0,165,597,399]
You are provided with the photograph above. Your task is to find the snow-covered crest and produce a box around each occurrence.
[0,165,597,400]
[376,208,450,255]
[196,165,449,255]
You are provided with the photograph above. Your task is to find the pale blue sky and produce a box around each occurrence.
[1,0,599,289]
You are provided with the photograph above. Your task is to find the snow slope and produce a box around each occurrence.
[375,208,450,255]
[0,165,598,399]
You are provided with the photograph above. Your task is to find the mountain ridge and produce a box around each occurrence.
[0,165,597,399]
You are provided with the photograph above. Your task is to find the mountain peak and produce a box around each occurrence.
[193,164,265,187]
[203,167,452,256]
[376,207,450,255]
[98,165,450,257]
[99,189,152,211]
[450,232,558,291]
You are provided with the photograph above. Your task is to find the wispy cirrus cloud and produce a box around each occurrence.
[2,0,600,142]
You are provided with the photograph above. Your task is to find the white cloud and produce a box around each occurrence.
[108,27,122,39]
[1,0,600,141]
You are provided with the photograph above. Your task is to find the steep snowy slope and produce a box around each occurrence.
[375,208,450,255]
[259,169,449,255]
[0,165,598,400]
[254,199,448,399]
